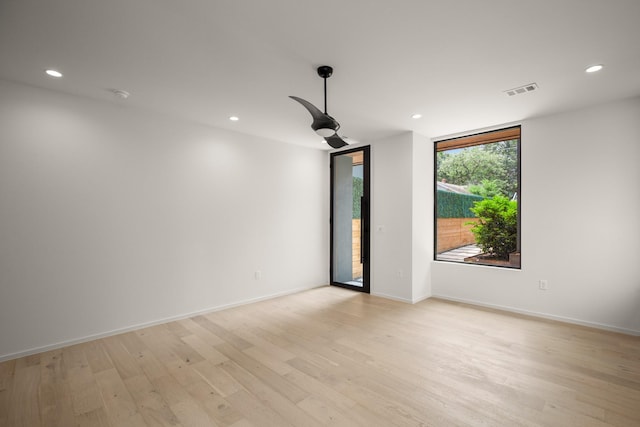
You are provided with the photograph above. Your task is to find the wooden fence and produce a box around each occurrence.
[352,219,362,279]
[437,217,479,253]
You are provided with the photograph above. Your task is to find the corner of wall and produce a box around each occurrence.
[411,132,434,302]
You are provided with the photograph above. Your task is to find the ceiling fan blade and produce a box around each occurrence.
[289,96,340,134]
[325,134,349,149]
[289,96,324,120]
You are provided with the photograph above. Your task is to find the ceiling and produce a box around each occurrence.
[1,0,639,149]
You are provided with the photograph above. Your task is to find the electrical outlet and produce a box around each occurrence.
[397,269,404,278]
[539,279,548,290]
[255,270,262,280]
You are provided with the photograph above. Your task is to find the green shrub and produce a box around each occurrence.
[468,195,517,259]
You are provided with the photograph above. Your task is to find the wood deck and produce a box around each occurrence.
[437,243,482,262]
[1,286,639,426]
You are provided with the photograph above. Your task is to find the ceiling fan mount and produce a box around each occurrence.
[289,65,348,149]
[317,65,333,79]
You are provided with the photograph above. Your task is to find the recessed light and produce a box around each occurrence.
[229,116,239,121]
[411,113,422,119]
[585,64,603,73]
[45,69,63,78]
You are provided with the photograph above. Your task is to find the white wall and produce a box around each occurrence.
[0,80,329,360]
[370,133,414,301]
[432,96,640,334]
[363,131,433,303]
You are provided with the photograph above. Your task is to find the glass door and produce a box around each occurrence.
[330,146,370,293]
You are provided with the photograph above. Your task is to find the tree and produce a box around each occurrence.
[437,147,502,187]
[437,140,518,198]
[469,179,503,198]
[482,139,518,197]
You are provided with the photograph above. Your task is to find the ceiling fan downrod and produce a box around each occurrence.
[317,65,333,114]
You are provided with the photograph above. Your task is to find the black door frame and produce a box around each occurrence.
[329,146,370,293]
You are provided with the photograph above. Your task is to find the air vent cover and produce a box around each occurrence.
[504,83,539,97]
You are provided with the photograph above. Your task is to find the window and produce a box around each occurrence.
[434,126,521,268]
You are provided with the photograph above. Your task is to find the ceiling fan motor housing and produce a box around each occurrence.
[313,115,340,136]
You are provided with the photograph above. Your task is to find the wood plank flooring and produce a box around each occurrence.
[1,286,639,426]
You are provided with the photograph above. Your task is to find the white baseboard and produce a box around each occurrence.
[370,291,431,304]
[432,294,640,336]
[411,293,432,304]
[0,284,326,363]
[370,291,413,304]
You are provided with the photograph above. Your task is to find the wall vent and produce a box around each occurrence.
[504,83,538,97]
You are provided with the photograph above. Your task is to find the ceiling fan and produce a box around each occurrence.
[290,65,348,149]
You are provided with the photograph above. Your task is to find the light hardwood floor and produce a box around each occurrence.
[1,286,639,426]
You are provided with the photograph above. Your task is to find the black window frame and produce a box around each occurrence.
[434,126,521,269]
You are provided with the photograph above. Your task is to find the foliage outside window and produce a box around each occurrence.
[435,127,521,268]
[353,176,363,219]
